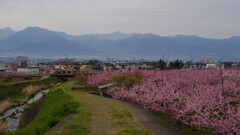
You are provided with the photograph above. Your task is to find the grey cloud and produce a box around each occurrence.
[0,0,239,38]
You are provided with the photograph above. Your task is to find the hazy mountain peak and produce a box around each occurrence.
[143,33,159,37]
[0,27,15,40]
[174,35,202,39]
[1,27,14,32]
[23,26,51,32]
[111,31,123,34]
[3,26,69,44]
[226,36,240,43]
[0,26,101,58]
[228,36,240,40]
[89,31,137,40]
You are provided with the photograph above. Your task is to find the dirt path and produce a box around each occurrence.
[46,81,186,135]
[121,102,187,135]
[46,81,148,135]
[71,92,147,135]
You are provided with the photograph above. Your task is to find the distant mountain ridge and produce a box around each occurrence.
[0,27,239,60]
[86,31,137,40]
[0,27,15,40]
[0,27,105,58]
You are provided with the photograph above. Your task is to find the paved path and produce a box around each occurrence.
[121,101,187,135]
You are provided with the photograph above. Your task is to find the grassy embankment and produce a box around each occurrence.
[0,76,41,85]
[7,89,79,135]
[0,77,61,133]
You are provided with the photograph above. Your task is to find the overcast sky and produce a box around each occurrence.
[0,0,239,38]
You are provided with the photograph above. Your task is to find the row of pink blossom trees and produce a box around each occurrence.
[87,69,240,134]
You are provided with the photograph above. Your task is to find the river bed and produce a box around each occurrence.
[0,89,50,132]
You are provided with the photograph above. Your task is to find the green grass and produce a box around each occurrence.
[9,93,28,104]
[110,108,149,135]
[7,89,79,135]
[52,81,91,135]
[13,77,61,88]
[119,129,149,135]
[0,77,22,85]
[56,101,90,135]
[71,84,86,90]
[111,109,132,119]
[0,76,41,85]
[0,85,20,101]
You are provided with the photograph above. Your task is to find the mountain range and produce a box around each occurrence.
[0,27,239,60]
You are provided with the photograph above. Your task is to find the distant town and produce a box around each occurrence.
[0,56,239,77]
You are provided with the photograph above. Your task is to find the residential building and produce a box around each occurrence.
[0,63,12,72]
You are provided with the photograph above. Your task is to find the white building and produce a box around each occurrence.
[17,67,39,74]
[206,63,224,69]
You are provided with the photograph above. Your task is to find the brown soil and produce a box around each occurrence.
[0,99,11,114]
[19,97,44,128]
[0,121,6,135]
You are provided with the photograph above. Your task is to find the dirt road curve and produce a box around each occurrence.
[121,101,187,135]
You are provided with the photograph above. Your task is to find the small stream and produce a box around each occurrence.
[0,89,50,132]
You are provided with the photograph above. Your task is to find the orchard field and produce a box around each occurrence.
[87,69,240,135]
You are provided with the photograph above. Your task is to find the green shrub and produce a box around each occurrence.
[0,85,20,100]
[113,75,143,87]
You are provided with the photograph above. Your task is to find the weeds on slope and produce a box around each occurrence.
[7,89,79,135]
